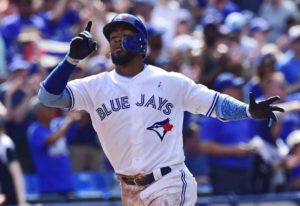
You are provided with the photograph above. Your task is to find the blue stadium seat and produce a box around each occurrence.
[24,172,118,201]
[72,172,114,198]
[24,173,40,201]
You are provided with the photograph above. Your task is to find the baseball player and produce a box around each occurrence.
[38,13,284,206]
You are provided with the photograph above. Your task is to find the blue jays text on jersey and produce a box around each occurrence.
[96,94,174,121]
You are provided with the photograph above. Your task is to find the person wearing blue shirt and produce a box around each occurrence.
[0,0,47,63]
[183,123,209,185]
[38,0,81,42]
[285,130,300,191]
[252,72,300,193]
[279,25,300,94]
[279,94,300,143]
[67,111,102,171]
[27,101,78,195]
[199,73,257,195]
[257,72,300,143]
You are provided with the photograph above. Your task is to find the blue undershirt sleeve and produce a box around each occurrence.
[42,57,76,95]
[38,57,76,109]
[215,94,250,121]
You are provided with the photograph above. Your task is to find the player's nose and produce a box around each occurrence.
[112,35,122,44]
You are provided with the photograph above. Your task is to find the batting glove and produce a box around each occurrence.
[68,21,97,64]
[248,93,284,126]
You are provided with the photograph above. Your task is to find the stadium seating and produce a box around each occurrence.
[24,171,120,203]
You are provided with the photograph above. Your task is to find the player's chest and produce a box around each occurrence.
[94,93,176,121]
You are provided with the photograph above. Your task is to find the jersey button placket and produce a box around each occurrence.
[129,79,146,173]
[128,81,140,144]
[128,80,139,170]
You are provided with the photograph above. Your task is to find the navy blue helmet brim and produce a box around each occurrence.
[103,21,139,41]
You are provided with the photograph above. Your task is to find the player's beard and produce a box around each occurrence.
[111,51,138,65]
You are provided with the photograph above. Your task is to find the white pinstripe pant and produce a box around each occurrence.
[119,165,197,206]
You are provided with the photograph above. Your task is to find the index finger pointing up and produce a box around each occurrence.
[85,21,92,32]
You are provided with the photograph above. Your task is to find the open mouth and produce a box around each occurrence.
[115,47,123,52]
[114,46,126,55]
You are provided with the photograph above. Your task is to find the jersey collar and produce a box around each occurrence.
[110,64,149,84]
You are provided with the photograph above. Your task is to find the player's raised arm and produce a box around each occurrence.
[38,21,97,108]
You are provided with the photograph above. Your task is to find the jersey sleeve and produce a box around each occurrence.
[181,74,219,117]
[66,78,94,111]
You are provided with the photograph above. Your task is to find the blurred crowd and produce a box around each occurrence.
[1,0,300,205]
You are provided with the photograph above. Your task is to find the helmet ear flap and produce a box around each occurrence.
[122,33,147,57]
[103,13,148,57]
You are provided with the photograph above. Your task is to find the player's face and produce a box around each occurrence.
[109,25,135,54]
[109,25,138,65]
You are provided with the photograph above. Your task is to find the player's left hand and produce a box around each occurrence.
[248,93,284,126]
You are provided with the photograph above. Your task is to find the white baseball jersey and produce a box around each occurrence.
[67,64,219,175]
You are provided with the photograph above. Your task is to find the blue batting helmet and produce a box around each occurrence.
[103,13,148,57]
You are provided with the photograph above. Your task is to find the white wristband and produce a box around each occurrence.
[66,56,80,65]
[246,105,252,118]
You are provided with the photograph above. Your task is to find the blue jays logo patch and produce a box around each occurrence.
[147,118,173,141]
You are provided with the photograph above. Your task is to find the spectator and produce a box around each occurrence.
[27,101,79,195]
[99,0,116,13]
[199,72,257,195]
[285,130,300,191]
[131,0,155,24]
[144,25,165,67]
[251,127,289,193]
[247,53,277,99]
[174,9,193,36]
[38,0,81,42]
[251,72,300,193]
[258,72,300,143]
[221,12,257,76]
[0,56,36,173]
[279,25,300,94]
[183,123,210,185]
[67,111,103,172]
[168,12,203,81]
[151,0,182,51]
[205,0,240,20]
[0,0,47,63]
[248,17,270,50]
[0,116,27,206]
[259,0,298,42]
[0,0,16,19]
[199,21,223,88]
